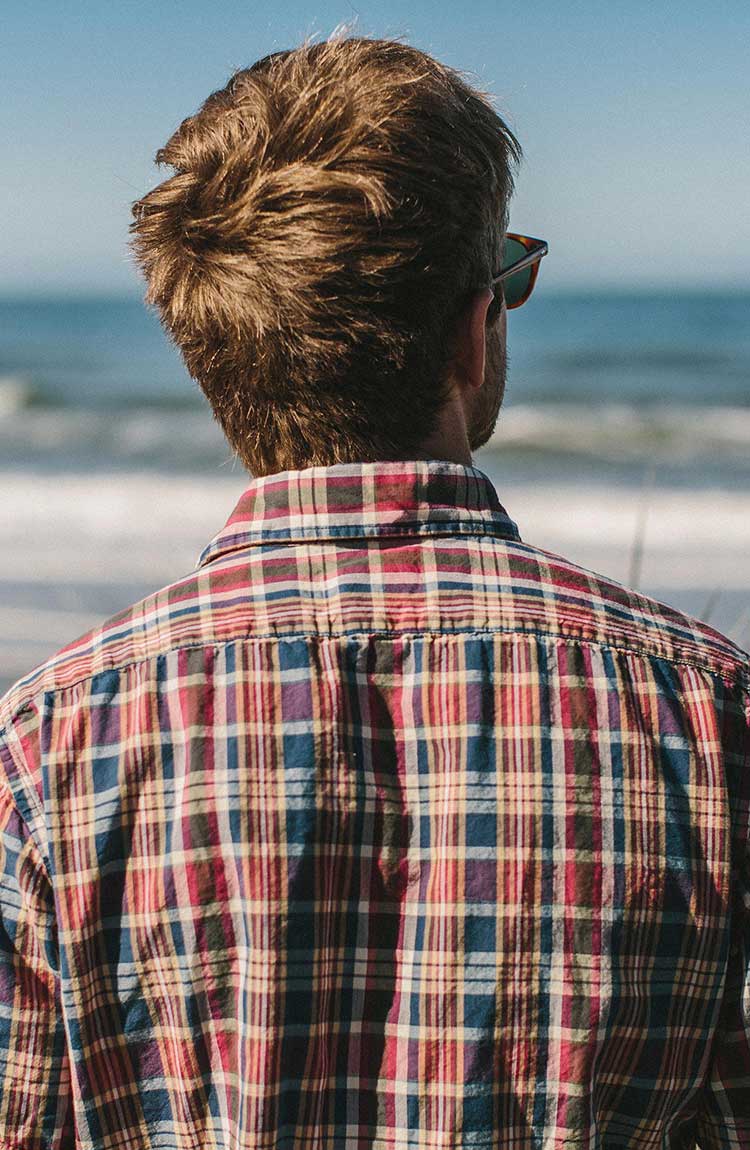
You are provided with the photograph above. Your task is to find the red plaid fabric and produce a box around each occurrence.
[0,458,748,1150]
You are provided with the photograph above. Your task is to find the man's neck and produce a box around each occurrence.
[411,388,473,466]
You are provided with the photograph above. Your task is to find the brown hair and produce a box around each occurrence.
[129,34,521,476]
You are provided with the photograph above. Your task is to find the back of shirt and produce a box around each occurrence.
[0,459,748,1150]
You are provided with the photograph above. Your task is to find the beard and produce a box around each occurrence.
[467,321,507,452]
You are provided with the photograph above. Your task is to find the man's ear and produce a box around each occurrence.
[452,288,494,392]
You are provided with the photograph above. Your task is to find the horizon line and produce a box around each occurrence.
[0,283,748,303]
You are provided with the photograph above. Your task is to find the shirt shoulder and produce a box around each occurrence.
[0,571,195,731]
[509,536,749,686]
[0,534,748,732]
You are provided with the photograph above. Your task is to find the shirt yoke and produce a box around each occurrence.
[1,534,747,730]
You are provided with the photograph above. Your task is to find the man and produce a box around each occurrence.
[0,34,748,1150]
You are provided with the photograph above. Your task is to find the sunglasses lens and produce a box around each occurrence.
[501,237,534,308]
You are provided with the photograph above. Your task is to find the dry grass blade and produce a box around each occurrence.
[728,605,750,652]
[628,459,658,591]
[699,589,722,626]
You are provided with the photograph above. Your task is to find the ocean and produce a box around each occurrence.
[0,291,748,485]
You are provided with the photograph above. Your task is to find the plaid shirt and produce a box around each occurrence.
[0,458,748,1150]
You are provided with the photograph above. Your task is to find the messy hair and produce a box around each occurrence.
[129,34,521,475]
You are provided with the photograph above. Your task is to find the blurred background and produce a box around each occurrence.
[1,0,748,693]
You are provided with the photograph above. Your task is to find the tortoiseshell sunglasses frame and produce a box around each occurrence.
[491,233,549,309]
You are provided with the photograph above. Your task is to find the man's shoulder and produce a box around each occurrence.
[0,568,202,732]
[1,536,748,733]
[510,537,749,688]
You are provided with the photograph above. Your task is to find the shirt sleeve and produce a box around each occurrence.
[696,685,750,1149]
[0,778,74,1149]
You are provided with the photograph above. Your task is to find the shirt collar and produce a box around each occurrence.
[195,458,521,570]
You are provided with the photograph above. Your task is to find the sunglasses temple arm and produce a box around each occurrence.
[491,244,548,287]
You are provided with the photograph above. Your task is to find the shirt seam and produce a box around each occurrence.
[1,624,747,736]
[0,747,55,888]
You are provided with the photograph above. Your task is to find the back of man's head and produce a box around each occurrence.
[130,34,521,476]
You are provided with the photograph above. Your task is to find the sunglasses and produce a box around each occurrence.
[491,233,549,309]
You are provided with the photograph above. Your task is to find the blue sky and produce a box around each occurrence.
[2,0,748,294]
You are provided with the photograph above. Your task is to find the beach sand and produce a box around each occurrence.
[1,469,748,695]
